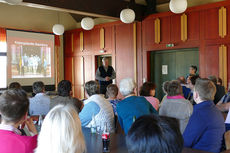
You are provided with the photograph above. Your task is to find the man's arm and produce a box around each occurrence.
[79,102,100,126]
[95,68,106,81]
[110,67,116,80]
[216,103,230,112]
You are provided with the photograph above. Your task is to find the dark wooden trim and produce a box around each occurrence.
[23,0,147,21]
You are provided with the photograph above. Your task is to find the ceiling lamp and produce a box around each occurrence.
[52,24,65,35]
[169,0,187,14]
[120,8,135,24]
[52,13,65,35]
[3,0,22,5]
[81,17,95,30]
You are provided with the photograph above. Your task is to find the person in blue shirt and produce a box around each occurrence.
[29,81,50,116]
[79,81,114,132]
[183,78,225,153]
[116,78,158,134]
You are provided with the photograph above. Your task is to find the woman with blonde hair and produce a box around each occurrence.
[36,104,86,153]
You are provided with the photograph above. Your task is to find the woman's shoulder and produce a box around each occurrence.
[145,96,159,102]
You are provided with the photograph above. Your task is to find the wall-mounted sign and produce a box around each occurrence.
[162,65,168,75]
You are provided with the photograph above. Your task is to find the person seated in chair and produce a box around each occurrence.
[50,80,83,113]
[159,80,193,134]
[126,115,183,153]
[106,84,120,115]
[183,78,225,153]
[139,82,160,111]
[29,81,50,116]
[0,89,38,153]
[79,81,114,132]
[208,75,225,104]
[116,78,158,134]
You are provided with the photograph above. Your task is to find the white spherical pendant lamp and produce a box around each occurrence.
[81,17,95,30]
[120,8,135,24]
[4,0,22,5]
[169,0,187,14]
[52,24,65,35]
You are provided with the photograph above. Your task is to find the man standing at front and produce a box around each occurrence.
[96,57,116,94]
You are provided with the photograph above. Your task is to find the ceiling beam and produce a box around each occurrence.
[22,0,147,21]
[145,0,157,15]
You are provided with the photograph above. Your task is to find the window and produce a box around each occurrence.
[0,41,7,89]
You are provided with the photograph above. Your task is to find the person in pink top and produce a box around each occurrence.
[139,82,160,111]
[0,89,38,153]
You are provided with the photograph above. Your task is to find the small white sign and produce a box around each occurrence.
[162,65,168,75]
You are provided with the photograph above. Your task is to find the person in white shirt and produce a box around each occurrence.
[29,81,50,116]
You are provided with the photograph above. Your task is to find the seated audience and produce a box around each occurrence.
[217,77,223,86]
[35,104,86,153]
[126,115,183,153]
[139,82,160,111]
[50,80,83,113]
[186,65,198,78]
[177,76,191,99]
[8,82,22,89]
[216,84,230,112]
[161,81,170,103]
[0,89,38,153]
[106,84,120,115]
[29,81,50,116]
[183,78,225,153]
[224,107,230,131]
[208,75,225,104]
[159,80,193,133]
[79,81,114,132]
[186,75,200,104]
[116,78,158,134]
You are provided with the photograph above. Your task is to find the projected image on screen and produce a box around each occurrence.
[7,30,55,86]
[11,45,51,78]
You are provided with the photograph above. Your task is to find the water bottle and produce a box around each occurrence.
[102,122,110,152]
[38,115,43,126]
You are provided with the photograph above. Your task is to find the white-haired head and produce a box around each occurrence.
[119,78,136,97]
[35,104,86,153]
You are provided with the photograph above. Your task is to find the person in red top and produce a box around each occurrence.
[0,89,38,153]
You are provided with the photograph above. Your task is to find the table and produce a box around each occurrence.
[82,128,211,153]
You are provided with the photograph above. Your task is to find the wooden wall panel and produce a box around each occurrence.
[203,45,219,77]
[73,85,82,99]
[73,31,81,54]
[226,5,230,38]
[83,30,93,52]
[170,15,181,43]
[64,57,72,82]
[115,23,134,86]
[64,33,72,55]
[160,16,171,44]
[74,56,83,86]
[91,28,100,51]
[73,56,84,98]
[104,26,113,53]
[142,19,155,46]
[203,7,220,40]
[187,11,200,41]
[227,44,230,85]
